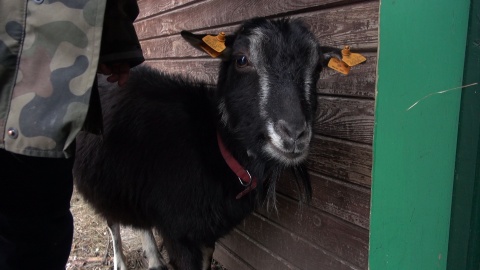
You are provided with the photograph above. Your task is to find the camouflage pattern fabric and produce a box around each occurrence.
[0,0,107,158]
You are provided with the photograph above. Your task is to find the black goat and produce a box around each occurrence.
[74,17,342,270]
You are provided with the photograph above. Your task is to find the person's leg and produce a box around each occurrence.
[0,149,74,270]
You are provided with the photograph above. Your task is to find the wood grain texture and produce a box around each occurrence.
[134,0,378,43]
[218,227,358,270]
[308,135,373,187]
[137,0,201,20]
[255,194,369,269]
[214,243,253,270]
[315,96,375,144]
[277,172,371,229]
[218,229,300,270]
[137,1,379,60]
[237,212,360,270]
[295,1,379,49]
[309,174,371,229]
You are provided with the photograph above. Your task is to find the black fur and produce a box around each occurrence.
[74,17,338,269]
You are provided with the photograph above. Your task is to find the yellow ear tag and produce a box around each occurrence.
[201,32,226,58]
[328,57,351,75]
[199,44,222,58]
[341,46,366,67]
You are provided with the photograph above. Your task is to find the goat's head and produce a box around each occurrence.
[182,18,341,166]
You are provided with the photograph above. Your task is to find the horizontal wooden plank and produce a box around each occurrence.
[308,135,372,186]
[138,1,379,60]
[277,172,371,229]
[134,0,378,41]
[315,96,375,144]
[295,1,379,49]
[255,194,369,269]
[214,242,254,270]
[218,229,299,270]
[318,52,377,98]
[309,173,371,228]
[237,212,359,270]
[137,0,200,20]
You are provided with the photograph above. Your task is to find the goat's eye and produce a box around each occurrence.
[236,55,249,68]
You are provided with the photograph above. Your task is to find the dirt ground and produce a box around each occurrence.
[67,187,226,270]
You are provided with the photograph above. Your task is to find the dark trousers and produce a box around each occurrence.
[0,149,74,270]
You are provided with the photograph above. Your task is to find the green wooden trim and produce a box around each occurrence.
[369,1,471,269]
[447,0,480,268]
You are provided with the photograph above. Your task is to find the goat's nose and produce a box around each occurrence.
[275,119,307,142]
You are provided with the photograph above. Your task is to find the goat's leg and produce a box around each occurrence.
[107,220,128,270]
[201,244,215,270]
[140,228,168,270]
[163,237,214,270]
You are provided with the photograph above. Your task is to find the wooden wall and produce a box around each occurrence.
[133,0,378,269]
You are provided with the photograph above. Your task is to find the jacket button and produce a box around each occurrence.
[7,128,18,139]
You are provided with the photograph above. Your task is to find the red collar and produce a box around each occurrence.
[217,132,258,199]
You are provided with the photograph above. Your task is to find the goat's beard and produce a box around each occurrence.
[262,164,312,212]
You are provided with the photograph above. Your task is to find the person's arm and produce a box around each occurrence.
[98,0,144,86]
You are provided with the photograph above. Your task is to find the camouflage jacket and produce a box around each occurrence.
[0,0,144,158]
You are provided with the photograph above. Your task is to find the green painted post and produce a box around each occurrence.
[447,0,480,268]
[369,1,471,269]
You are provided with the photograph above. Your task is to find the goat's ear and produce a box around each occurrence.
[180,31,205,49]
[320,46,343,67]
[181,31,234,59]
